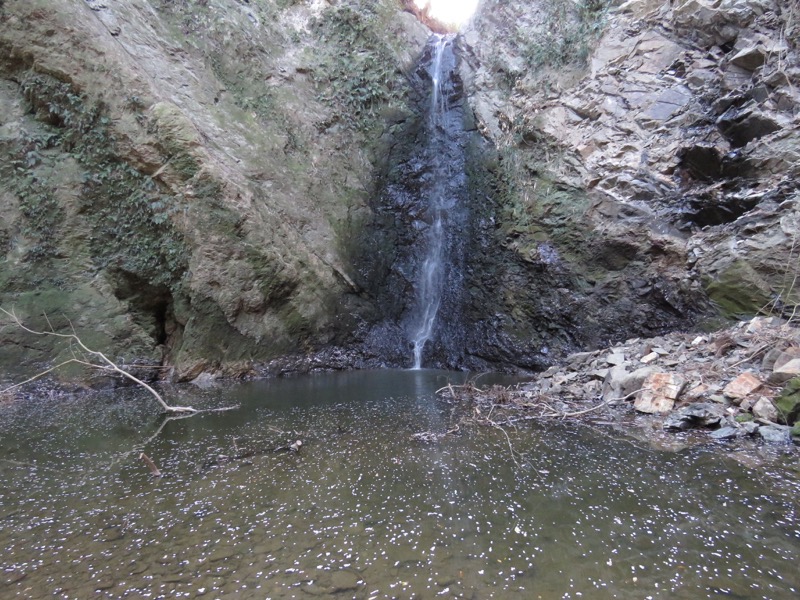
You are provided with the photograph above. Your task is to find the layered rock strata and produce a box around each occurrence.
[458,0,799,363]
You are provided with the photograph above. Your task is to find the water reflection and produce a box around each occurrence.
[0,370,798,599]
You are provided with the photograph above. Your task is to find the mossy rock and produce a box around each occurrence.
[704,261,773,319]
[149,101,202,180]
[775,377,800,425]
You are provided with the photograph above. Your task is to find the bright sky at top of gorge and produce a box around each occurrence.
[414,0,479,28]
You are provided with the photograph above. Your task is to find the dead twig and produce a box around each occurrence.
[139,453,162,477]
[0,307,196,414]
[489,420,520,467]
[558,399,611,418]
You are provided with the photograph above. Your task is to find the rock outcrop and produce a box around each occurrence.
[1,0,799,384]
[0,0,429,382]
[458,0,799,360]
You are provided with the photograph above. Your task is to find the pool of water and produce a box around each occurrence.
[1,369,798,599]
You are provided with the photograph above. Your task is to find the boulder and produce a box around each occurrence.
[774,378,800,425]
[634,372,686,414]
[773,347,800,370]
[684,381,713,400]
[602,365,658,402]
[741,421,760,435]
[751,397,778,422]
[710,426,740,440]
[664,402,725,430]
[602,365,628,401]
[762,346,790,371]
[722,372,762,402]
[769,358,800,385]
[640,351,660,364]
[758,425,791,444]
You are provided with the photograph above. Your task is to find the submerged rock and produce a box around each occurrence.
[759,425,792,444]
[710,426,741,440]
[664,403,725,431]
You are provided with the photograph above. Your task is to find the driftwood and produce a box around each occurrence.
[139,453,162,477]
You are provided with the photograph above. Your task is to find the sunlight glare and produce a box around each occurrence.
[414,0,479,29]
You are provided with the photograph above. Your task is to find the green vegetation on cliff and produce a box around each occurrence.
[519,0,613,69]
[14,72,189,287]
[312,2,411,127]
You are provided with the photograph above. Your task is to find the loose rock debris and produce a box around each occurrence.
[437,317,800,447]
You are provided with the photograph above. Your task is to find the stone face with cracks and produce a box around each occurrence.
[1,0,800,383]
[0,0,431,380]
[635,372,686,414]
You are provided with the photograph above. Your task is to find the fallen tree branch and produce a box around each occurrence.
[0,307,196,414]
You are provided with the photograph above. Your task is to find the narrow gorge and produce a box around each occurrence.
[1,2,799,599]
[0,0,797,383]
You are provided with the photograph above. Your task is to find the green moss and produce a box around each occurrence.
[0,285,159,382]
[174,297,262,365]
[279,304,311,339]
[148,102,201,180]
[705,261,773,319]
[19,71,189,288]
[244,245,298,307]
[775,377,800,425]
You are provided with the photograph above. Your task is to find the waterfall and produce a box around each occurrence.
[411,35,455,369]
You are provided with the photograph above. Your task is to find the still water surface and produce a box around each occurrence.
[1,369,798,599]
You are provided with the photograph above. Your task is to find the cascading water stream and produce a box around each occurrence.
[411,35,452,369]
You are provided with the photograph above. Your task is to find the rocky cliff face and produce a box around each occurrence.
[1,0,797,385]
[0,0,428,382]
[457,0,799,363]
